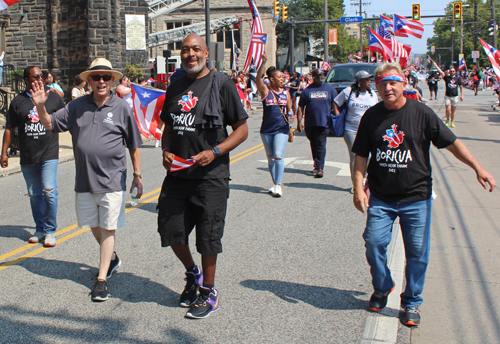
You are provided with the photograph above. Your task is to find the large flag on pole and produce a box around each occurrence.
[480,38,500,81]
[0,0,18,11]
[380,15,394,34]
[243,0,267,72]
[479,38,500,63]
[391,37,409,58]
[393,14,424,39]
[368,28,393,61]
[230,30,240,71]
[458,55,466,72]
[131,83,165,140]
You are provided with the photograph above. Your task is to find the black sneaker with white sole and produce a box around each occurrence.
[91,279,108,302]
[106,252,121,279]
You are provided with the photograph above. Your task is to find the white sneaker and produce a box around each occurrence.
[274,184,283,197]
[29,232,45,243]
[268,185,275,194]
[43,233,56,247]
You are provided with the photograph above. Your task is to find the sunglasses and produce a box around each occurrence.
[90,74,112,81]
[29,75,42,79]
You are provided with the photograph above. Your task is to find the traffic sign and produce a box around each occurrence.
[471,50,480,59]
[340,16,363,24]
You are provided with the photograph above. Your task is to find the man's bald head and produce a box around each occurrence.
[181,34,210,79]
[182,34,208,51]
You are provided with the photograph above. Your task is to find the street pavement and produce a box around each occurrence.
[0,82,498,343]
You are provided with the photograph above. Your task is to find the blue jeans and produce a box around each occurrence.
[260,133,288,185]
[21,159,59,234]
[363,195,432,308]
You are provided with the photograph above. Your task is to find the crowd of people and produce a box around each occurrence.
[0,34,497,328]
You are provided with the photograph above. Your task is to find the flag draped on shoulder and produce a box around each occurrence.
[170,156,196,172]
[480,38,500,81]
[368,28,393,61]
[243,0,267,72]
[393,14,424,39]
[0,0,18,11]
[131,83,165,141]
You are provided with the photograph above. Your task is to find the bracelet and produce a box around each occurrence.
[133,173,142,179]
[162,147,170,154]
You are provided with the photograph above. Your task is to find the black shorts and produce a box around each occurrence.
[157,176,229,255]
[428,83,438,92]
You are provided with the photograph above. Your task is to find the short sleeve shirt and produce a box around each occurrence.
[6,90,65,165]
[51,93,143,193]
[352,98,457,203]
[160,71,248,180]
[334,86,379,132]
[444,76,462,97]
[298,83,337,127]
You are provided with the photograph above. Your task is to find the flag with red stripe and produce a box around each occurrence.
[368,28,393,61]
[393,14,424,39]
[480,38,500,81]
[170,156,196,172]
[131,83,165,140]
[243,0,266,72]
[391,37,409,58]
[458,55,466,72]
[380,15,394,34]
[0,0,18,11]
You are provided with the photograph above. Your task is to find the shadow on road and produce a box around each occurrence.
[240,279,366,310]
[0,305,199,343]
[18,257,180,308]
[286,182,349,192]
[0,225,35,240]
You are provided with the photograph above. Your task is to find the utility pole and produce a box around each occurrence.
[492,0,497,48]
[290,19,295,72]
[324,0,328,63]
[451,26,455,67]
[350,0,371,58]
[205,0,210,67]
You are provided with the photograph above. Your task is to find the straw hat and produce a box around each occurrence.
[79,58,123,81]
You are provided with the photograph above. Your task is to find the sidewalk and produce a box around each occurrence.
[0,128,75,176]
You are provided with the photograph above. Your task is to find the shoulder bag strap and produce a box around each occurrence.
[268,87,290,125]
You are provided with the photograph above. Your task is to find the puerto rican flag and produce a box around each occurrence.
[393,14,424,39]
[368,28,393,61]
[428,56,432,64]
[458,55,466,72]
[243,0,266,72]
[131,83,165,140]
[170,156,196,172]
[479,38,500,63]
[320,61,332,72]
[380,15,394,34]
[480,38,500,81]
[377,25,392,40]
[0,0,18,11]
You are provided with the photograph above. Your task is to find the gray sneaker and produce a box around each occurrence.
[43,233,56,247]
[29,232,46,243]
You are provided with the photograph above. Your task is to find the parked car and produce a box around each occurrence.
[326,63,379,94]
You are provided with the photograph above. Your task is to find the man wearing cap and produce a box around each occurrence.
[159,34,248,319]
[297,68,338,178]
[1,66,65,247]
[30,58,144,302]
[351,62,495,326]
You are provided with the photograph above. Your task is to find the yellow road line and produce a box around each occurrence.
[0,142,263,270]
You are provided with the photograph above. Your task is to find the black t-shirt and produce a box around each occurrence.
[160,71,248,179]
[352,98,457,203]
[443,75,462,97]
[427,72,440,85]
[6,90,65,165]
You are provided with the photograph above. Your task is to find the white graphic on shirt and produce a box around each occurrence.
[170,113,196,133]
[310,91,328,99]
[25,106,46,139]
[376,124,413,173]
[103,112,114,124]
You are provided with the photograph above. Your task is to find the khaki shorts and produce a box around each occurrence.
[76,191,126,230]
[444,96,459,107]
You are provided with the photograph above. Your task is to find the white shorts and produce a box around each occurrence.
[75,191,126,230]
[444,96,459,107]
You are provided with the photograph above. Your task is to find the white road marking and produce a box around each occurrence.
[258,157,351,176]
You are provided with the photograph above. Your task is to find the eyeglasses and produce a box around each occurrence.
[90,74,112,81]
[30,75,42,79]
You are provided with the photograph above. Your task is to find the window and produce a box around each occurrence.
[217,31,224,43]
[225,30,240,49]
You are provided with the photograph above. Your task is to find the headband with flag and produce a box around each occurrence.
[375,73,406,84]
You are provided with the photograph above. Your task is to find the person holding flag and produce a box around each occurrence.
[433,62,463,127]
[158,34,248,319]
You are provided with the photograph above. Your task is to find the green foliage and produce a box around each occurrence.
[428,0,500,69]
[9,69,23,80]
[275,0,359,63]
[124,64,143,82]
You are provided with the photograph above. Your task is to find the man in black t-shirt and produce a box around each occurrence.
[434,63,463,128]
[158,34,248,319]
[351,63,495,327]
[426,70,440,100]
[1,66,65,247]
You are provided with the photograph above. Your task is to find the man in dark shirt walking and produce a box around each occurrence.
[159,34,248,319]
[1,66,65,247]
[352,62,495,326]
[434,63,463,127]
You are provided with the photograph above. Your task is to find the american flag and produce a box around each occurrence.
[170,156,196,172]
[377,25,391,40]
[131,83,165,140]
[480,39,500,82]
[0,0,18,12]
[368,28,393,62]
[391,37,409,58]
[243,0,266,72]
[393,14,424,39]
[380,15,394,34]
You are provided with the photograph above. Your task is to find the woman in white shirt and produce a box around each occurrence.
[334,70,378,192]
[71,75,88,100]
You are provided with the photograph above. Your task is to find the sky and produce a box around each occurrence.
[343,0,452,55]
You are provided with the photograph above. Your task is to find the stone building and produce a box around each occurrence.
[1,0,149,98]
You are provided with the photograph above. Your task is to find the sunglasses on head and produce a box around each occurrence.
[90,74,112,81]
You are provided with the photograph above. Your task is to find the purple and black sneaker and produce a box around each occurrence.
[179,266,203,307]
[185,287,219,319]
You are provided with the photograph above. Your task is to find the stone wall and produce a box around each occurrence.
[4,0,149,98]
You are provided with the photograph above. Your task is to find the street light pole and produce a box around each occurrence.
[451,26,455,67]
[205,0,210,67]
[324,0,328,63]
